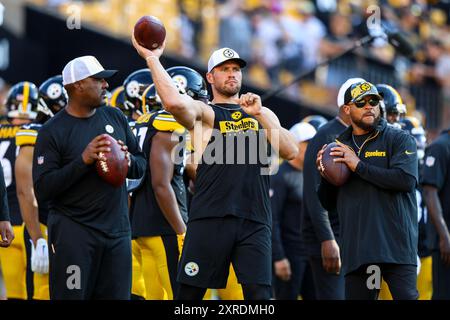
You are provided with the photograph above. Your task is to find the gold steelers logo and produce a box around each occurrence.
[360,83,371,91]
[231,111,242,120]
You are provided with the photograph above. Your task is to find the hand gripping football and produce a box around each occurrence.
[134,15,166,50]
[95,134,129,187]
[319,142,351,186]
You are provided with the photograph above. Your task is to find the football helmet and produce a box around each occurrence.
[5,81,39,120]
[123,68,153,116]
[166,66,209,101]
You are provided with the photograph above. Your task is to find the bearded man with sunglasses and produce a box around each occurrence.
[316,81,419,300]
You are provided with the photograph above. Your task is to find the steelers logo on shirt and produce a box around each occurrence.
[231,111,242,120]
[185,262,199,277]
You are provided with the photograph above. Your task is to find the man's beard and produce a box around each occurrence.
[352,113,381,132]
[217,83,241,97]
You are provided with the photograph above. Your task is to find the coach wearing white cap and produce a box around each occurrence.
[32,56,146,299]
[132,35,299,300]
[300,78,365,299]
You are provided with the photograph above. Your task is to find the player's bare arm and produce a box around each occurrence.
[150,131,186,235]
[15,146,43,245]
[239,92,298,160]
[131,34,213,130]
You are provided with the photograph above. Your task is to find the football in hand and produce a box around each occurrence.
[95,134,129,188]
[134,15,166,50]
[320,142,351,186]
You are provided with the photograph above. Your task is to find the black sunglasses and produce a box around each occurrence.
[354,98,380,108]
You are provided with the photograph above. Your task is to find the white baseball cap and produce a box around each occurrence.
[207,48,247,73]
[289,122,317,143]
[62,55,117,85]
[337,77,366,108]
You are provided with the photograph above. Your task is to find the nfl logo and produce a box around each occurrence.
[37,156,44,165]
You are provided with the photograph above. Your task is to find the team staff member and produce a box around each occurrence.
[271,122,317,300]
[0,164,12,248]
[301,78,363,299]
[132,36,298,300]
[317,81,419,300]
[421,127,450,300]
[33,56,146,300]
[0,81,38,300]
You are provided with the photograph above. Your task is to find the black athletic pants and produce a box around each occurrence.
[47,214,132,300]
[345,263,418,300]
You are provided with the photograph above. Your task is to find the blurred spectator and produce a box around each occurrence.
[217,0,253,64]
[295,1,326,72]
[252,5,283,86]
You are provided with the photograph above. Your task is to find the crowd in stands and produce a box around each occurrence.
[23,0,450,132]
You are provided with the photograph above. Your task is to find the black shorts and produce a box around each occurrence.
[177,216,271,288]
[47,214,132,300]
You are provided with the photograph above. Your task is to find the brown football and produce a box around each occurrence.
[134,15,166,50]
[320,142,351,186]
[95,134,128,188]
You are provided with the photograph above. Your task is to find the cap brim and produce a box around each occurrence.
[211,58,247,72]
[351,92,382,102]
[91,70,118,79]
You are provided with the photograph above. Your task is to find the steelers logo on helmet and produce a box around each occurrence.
[46,83,63,100]
[231,111,242,120]
[36,75,67,123]
[123,68,153,116]
[184,262,199,277]
[172,74,188,94]
[126,80,141,98]
[166,66,209,101]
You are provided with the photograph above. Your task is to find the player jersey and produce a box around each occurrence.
[0,123,22,225]
[131,111,188,237]
[189,103,272,226]
[15,123,49,225]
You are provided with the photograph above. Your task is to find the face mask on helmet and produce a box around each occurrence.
[5,81,39,120]
[166,66,209,102]
[123,69,153,116]
[376,84,406,118]
[109,86,130,116]
[142,84,162,114]
[37,75,68,118]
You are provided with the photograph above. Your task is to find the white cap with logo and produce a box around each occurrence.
[207,48,247,73]
[289,122,317,143]
[336,77,366,108]
[62,55,117,86]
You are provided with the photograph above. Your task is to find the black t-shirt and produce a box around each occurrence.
[0,124,22,225]
[301,117,346,256]
[421,129,450,229]
[189,103,272,226]
[318,118,419,275]
[270,162,305,261]
[32,106,146,238]
[130,110,188,237]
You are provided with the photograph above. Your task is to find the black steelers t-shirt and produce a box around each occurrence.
[189,103,272,226]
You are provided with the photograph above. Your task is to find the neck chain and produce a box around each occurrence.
[352,134,362,150]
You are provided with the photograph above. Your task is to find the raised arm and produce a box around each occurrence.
[239,93,298,160]
[131,35,212,130]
